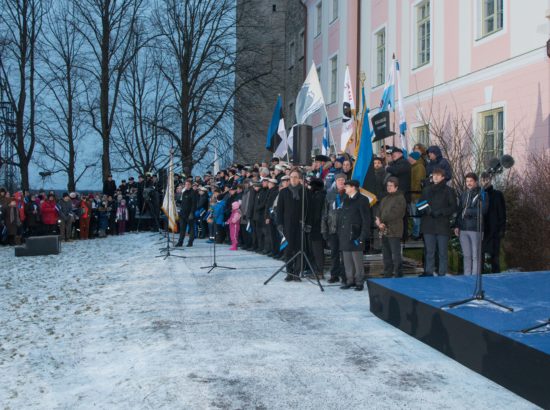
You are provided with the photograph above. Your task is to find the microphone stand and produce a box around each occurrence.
[201,219,235,273]
[443,185,512,311]
[264,174,324,291]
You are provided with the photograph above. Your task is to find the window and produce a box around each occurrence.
[414,125,430,146]
[288,41,295,68]
[375,29,386,86]
[329,55,338,104]
[316,2,322,37]
[299,30,305,59]
[289,102,295,125]
[481,0,503,37]
[416,1,430,67]
[331,0,338,22]
[316,65,321,83]
[481,108,504,165]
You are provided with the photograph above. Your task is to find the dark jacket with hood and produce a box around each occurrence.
[426,146,453,183]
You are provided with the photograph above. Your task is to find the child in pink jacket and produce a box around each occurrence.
[227,201,241,250]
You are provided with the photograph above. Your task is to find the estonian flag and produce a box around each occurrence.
[266,96,283,152]
[280,235,288,251]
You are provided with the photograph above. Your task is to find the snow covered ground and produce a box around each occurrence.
[0,233,538,409]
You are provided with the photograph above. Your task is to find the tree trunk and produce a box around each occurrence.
[100,2,111,180]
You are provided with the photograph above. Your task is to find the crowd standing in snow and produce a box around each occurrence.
[0,143,507,286]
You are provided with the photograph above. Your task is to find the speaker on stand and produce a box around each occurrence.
[292,124,313,166]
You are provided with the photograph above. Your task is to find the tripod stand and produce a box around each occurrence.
[264,174,324,291]
[443,187,512,311]
[157,157,185,261]
[521,318,550,334]
[201,221,235,273]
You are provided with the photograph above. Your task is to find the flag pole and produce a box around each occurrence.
[322,104,336,155]
[352,72,367,163]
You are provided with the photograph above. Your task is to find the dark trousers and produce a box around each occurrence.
[178,217,195,244]
[424,234,449,275]
[252,220,264,251]
[382,236,402,277]
[309,238,325,275]
[285,227,302,274]
[328,233,343,279]
[484,236,501,273]
[241,223,251,247]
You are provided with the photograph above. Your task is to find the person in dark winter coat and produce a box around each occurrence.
[306,177,326,279]
[386,147,412,240]
[252,180,268,252]
[277,169,309,281]
[103,175,116,197]
[321,173,346,283]
[57,193,74,241]
[337,180,371,291]
[263,179,280,255]
[24,194,41,236]
[4,199,21,245]
[454,173,488,275]
[481,172,506,273]
[373,157,388,200]
[418,168,457,276]
[376,177,407,277]
[175,180,197,247]
[386,147,411,202]
[426,146,452,183]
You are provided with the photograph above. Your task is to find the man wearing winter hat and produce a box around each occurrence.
[408,151,426,240]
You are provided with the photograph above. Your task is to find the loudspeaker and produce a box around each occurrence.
[292,124,312,166]
[371,111,395,143]
[158,168,167,189]
[15,235,61,257]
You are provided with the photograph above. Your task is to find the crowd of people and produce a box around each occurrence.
[1,143,507,288]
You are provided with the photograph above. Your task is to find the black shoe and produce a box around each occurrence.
[418,273,432,277]
[340,284,355,289]
[175,242,183,247]
[327,277,340,283]
[284,275,293,282]
[395,273,403,278]
[186,242,193,247]
[354,285,364,291]
[293,276,302,282]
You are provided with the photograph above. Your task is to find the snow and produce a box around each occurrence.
[0,233,539,409]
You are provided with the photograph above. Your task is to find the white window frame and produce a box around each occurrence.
[414,0,431,69]
[330,0,338,23]
[315,1,322,37]
[298,30,305,60]
[329,53,338,104]
[472,102,506,168]
[474,0,507,45]
[372,26,386,88]
[413,124,430,146]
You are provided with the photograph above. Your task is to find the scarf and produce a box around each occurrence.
[288,184,301,201]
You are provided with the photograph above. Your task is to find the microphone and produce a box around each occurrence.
[486,155,515,175]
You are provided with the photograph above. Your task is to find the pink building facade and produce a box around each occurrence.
[304,0,360,151]
[304,0,550,168]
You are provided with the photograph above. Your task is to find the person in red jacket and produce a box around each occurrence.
[40,194,59,235]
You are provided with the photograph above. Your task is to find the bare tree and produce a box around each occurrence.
[151,0,272,174]
[416,100,517,193]
[36,0,94,191]
[111,21,171,176]
[73,0,147,181]
[0,0,48,190]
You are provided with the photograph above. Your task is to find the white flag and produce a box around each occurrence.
[213,146,220,175]
[340,66,356,151]
[295,61,325,124]
[273,117,289,158]
[161,156,178,232]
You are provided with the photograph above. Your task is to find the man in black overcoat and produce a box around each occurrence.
[481,172,506,273]
[277,169,309,281]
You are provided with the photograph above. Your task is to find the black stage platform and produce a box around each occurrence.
[367,272,550,408]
